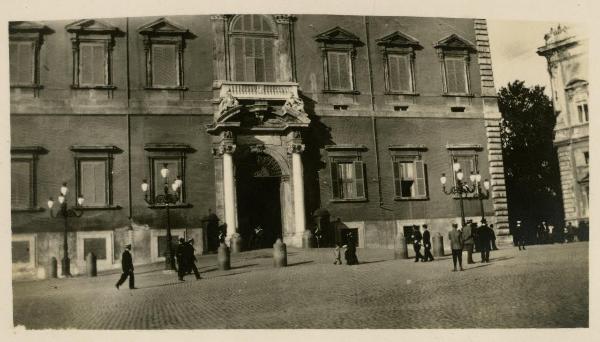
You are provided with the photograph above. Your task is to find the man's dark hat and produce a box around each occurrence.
[179,237,185,242]
[423,224,428,228]
[481,218,487,223]
[125,244,132,249]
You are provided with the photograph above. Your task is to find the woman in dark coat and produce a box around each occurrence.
[344,234,359,265]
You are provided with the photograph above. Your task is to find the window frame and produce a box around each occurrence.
[325,145,368,202]
[8,21,47,93]
[11,146,47,212]
[441,53,471,96]
[384,52,415,94]
[71,145,122,210]
[315,27,362,95]
[144,143,194,208]
[389,146,428,201]
[375,31,422,96]
[446,144,484,199]
[434,34,476,97]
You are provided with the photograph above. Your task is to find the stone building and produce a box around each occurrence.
[537,25,589,227]
[10,15,508,279]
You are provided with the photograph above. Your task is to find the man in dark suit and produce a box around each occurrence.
[176,238,188,281]
[462,222,475,264]
[515,220,526,250]
[490,224,499,250]
[185,239,202,280]
[448,223,464,272]
[478,219,492,263]
[422,224,434,262]
[411,225,425,262]
[115,244,135,290]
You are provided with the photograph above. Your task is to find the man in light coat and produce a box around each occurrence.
[448,223,464,272]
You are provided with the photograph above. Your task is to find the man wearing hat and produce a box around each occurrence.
[410,225,425,262]
[115,244,135,290]
[448,222,464,271]
[176,237,188,281]
[462,221,475,264]
[185,238,202,280]
[478,219,493,263]
[515,220,526,250]
[422,224,434,262]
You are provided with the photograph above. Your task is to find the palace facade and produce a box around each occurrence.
[10,15,508,279]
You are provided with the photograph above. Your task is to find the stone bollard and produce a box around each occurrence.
[273,238,287,267]
[394,234,409,259]
[230,233,243,253]
[302,230,314,248]
[50,257,58,278]
[217,242,231,270]
[86,253,97,277]
[433,233,445,257]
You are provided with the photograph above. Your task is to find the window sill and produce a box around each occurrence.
[394,197,429,202]
[78,205,123,211]
[148,203,193,209]
[11,84,43,89]
[71,85,117,90]
[144,86,188,91]
[11,207,45,213]
[329,198,368,203]
[442,93,474,98]
[323,89,360,95]
[385,91,419,96]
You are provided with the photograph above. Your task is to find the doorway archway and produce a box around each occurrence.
[236,151,284,249]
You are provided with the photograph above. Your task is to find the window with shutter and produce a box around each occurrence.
[152,44,178,87]
[353,160,365,198]
[230,15,276,82]
[392,156,428,200]
[80,160,107,206]
[327,51,352,91]
[330,159,366,200]
[153,159,182,202]
[387,54,412,93]
[451,154,477,188]
[11,160,32,209]
[445,57,467,94]
[79,43,106,86]
[9,41,35,85]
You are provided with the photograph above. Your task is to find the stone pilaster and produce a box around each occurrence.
[275,15,294,82]
[474,19,496,97]
[557,146,577,221]
[210,15,229,83]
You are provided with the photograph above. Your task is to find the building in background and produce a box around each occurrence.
[537,25,589,227]
[10,15,508,279]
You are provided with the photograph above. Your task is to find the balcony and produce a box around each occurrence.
[216,81,299,101]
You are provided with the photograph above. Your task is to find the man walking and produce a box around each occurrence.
[411,225,425,262]
[462,222,475,264]
[515,220,526,250]
[185,238,202,280]
[448,223,464,272]
[176,238,188,281]
[478,219,492,263]
[115,244,135,290]
[422,224,434,262]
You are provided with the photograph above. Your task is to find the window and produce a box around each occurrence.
[315,26,362,94]
[12,234,36,268]
[139,18,189,90]
[71,145,121,209]
[230,15,276,82]
[144,143,193,206]
[9,21,47,91]
[376,31,421,95]
[12,241,31,263]
[11,146,46,211]
[66,19,118,89]
[393,157,427,199]
[577,102,589,123]
[331,160,366,200]
[446,144,483,198]
[435,34,475,95]
[83,238,107,260]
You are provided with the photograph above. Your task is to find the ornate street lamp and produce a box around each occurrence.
[141,163,182,271]
[48,182,84,277]
[440,161,489,226]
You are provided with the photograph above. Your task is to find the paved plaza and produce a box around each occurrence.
[12,242,588,329]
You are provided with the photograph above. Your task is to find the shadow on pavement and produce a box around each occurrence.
[357,259,388,265]
[491,256,515,262]
[231,263,259,270]
[463,263,492,271]
[287,260,314,267]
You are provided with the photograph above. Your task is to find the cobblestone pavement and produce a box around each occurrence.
[12,242,588,329]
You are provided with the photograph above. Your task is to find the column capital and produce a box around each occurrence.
[274,14,294,24]
[213,142,236,156]
[287,142,305,155]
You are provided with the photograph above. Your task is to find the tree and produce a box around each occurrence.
[498,80,563,241]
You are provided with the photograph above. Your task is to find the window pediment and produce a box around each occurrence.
[66,19,119,35]
[434,34,476,51]
[138,17,189,37]
[315,26,362,46]
[10,21,50,34]
[376,31,422,50]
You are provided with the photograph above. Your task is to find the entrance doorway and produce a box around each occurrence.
[236,152,283,250]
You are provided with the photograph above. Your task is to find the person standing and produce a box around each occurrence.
[333,245,342,265]
[344,233,359,265]
[411,225,425,262]
[115,244,135,290]
[448,223,464,272]
[462,222,475,264]
[422,224,434,262]
[515,220,526,250]
[185,239,202,280]
[490,223,499,250]
[472,221,481,253]
[176,238,188,281]
[478,219,492,263]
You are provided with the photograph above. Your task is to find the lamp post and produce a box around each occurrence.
[440,160,489,226]
[141,163,182,271]
[48,182,84,277]
[473,174,491,221]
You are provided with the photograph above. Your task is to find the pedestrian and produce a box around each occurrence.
[176,237,188,281]
[472,221,481,253]
[448,223,464,272]
[185,239,202,280]
[422,224,434,262]
[344,233,359,265]
[115,244,136,290]
[253,224,264,249]
[565,222,575,243]
[218,224,227,244]
[314,225,322,248]
[490,223,498,250]
[462,222,475,264]
[478,219,492,263]
[540,220,550,244]
[515,220,526,250]
[333,245,342,265]
[411,225,425,262]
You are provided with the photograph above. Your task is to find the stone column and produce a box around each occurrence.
[288,141,307,246]
[275,15,294,82]
[219,137,237,241]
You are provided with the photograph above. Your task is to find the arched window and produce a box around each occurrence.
[230,15,276,82]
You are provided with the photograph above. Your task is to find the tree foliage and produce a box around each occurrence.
[498,80,563,230]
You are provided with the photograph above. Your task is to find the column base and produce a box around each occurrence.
[284,233,304,248]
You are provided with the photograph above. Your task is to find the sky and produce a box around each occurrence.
[487,19,555,94]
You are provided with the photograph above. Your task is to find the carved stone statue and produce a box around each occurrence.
[283,91,305,113]
[218,89,239,115]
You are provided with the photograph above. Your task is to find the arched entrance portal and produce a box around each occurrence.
[236,151,284,249]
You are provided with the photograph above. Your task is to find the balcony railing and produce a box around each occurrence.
[217,81,299,101]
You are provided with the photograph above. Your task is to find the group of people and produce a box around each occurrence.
[176,238,202,281]
[333,233,359,265]
[447,218,497,272]
[512,219,589,247]
[410,224,435,262]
